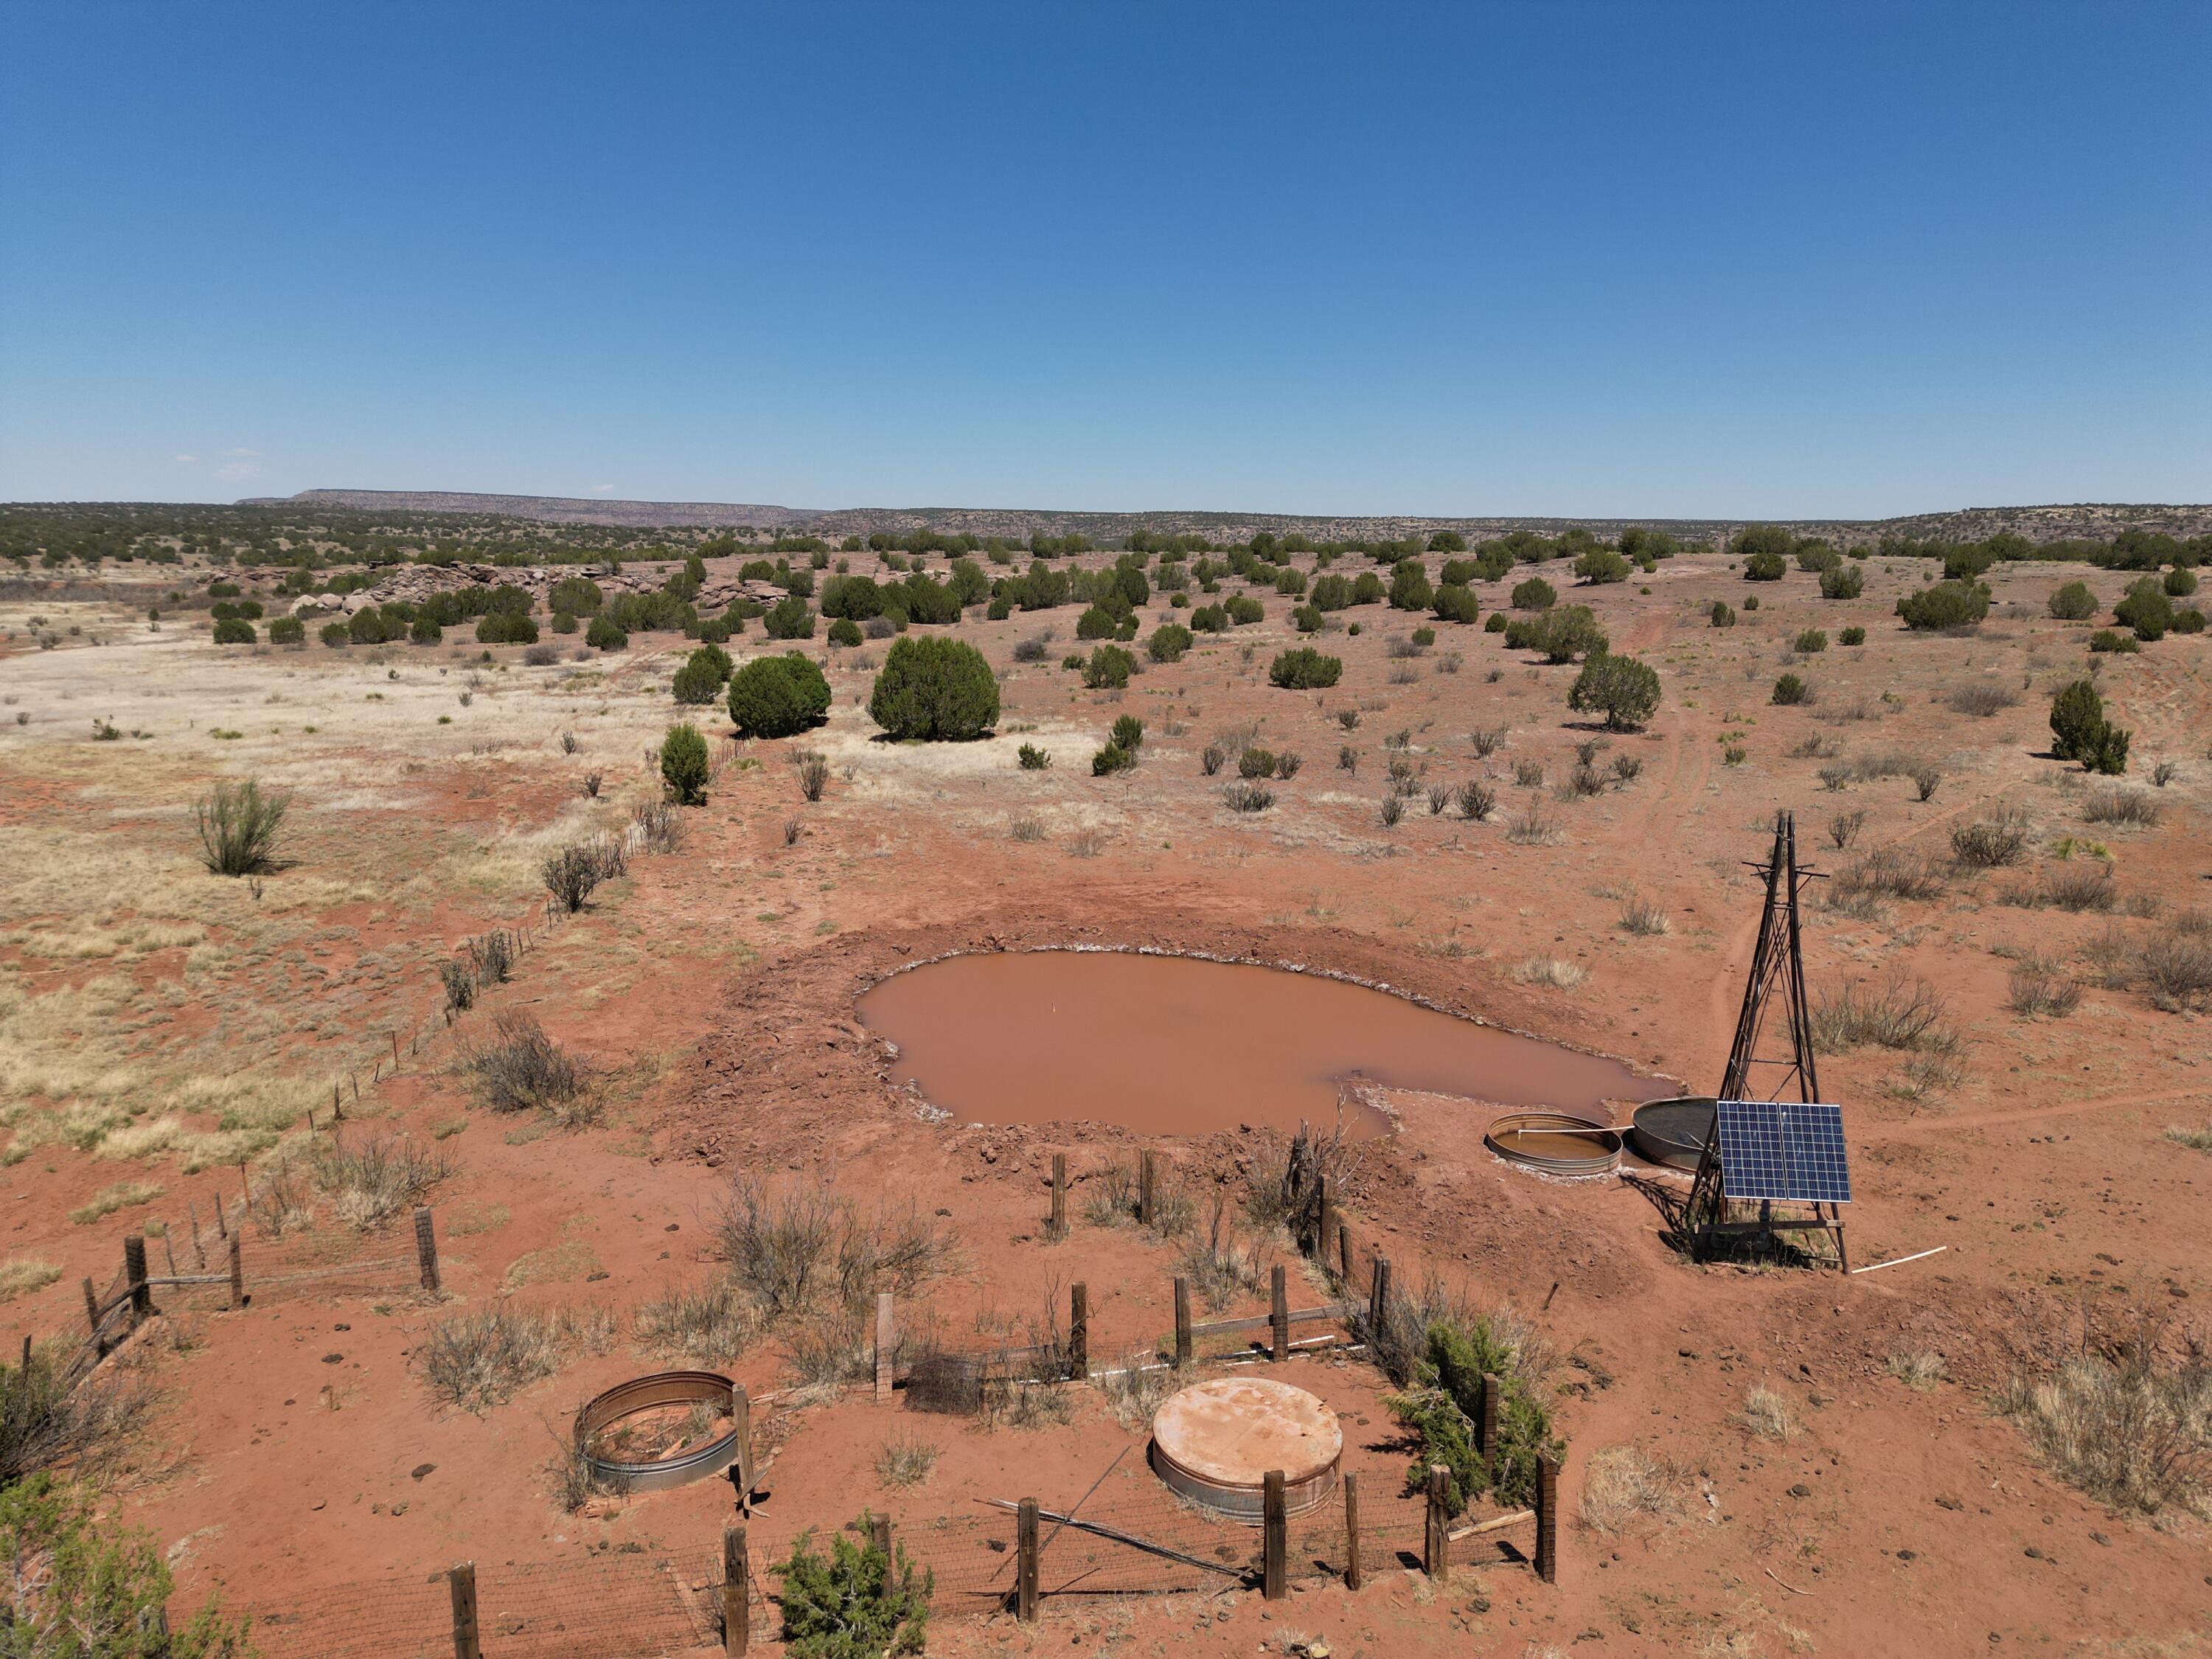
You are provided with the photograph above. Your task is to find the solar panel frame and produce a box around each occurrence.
[1712,1099,1852,1205]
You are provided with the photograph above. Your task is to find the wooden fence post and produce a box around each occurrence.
[1368,1255,1391,1339]
[123,1237,150,1326]
[1315,1173,1335,1267]
[869,1512,892,1557]
[1342,1470,1364,1590]
[1424,1464,1450,1582]
[448,1561,481,1659]
[213,1190,227,1240]
[1269,1265,1289,1362]
[1535,1453,1560,1585]
[1172,1276,1192,1368]
[1048,1154,1066,1242]
[161,1232,178,1278]
[731,1385,753,1498]
[1016,1498,1040,1621]
[1068,1281,1088,1380]
[1138,1150,1155,1228]
[1337,1219,1352,1282]
[874,1292,895,1404]
[227,1234,244,1310]
[1262,1470,1287,1599]
[722,1524,748,1656]
[1479,1371,1502,1463]
[414,1206,441,1295]
[189,1202,204,1270]
[80,1278,100,1355]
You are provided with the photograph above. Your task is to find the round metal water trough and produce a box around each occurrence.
[1150,1377,1342,1523]
[1630,1097,1717,1171]
[574,1371,741,1494]
[1484,1110,1623,1178]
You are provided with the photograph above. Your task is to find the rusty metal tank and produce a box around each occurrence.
[1149,1375,1342,1523]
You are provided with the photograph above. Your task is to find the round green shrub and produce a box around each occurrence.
[1839,625,1866,646]
[2047,580,2097,621]
[1743,551,1787,581]
[1109,713,1145,751]
[728,652,831,738]
[762,597,815,639]
[1568,652,1662,731]
[552,609,580,635]
[827,616,863,647]
[1511,577,1556,611]
[2165,566,2198,597]
[1709,600,1736,628]
[1432,583,1480,625]
[266,616,305,647]
[661,723,709,804]
[1091,742,1135,776]
[868,636,1001,740]
[1896,580,1990,630]
[1268,647,1343,689]
[1147,622,1193,662]
[212,616,257,645]
[1819,565,1864,599]
[1238,747,1277,779]
[672,652,726,706]
[2114,576,2174,641]
[1795,628,1828,653]
[1484,612,1508,633]
[1772,672,1809,706]
[586,614,628,652]
[1082,644,1136,689]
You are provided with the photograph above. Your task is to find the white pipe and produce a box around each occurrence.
[1850,1245,1947,1276]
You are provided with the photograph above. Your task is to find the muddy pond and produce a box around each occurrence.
[858,951,1664,1138]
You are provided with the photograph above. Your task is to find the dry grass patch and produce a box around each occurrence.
[874,1430,940,1489]
[0,1259,62,1304]
[1579,1444,1694,1535]
[1996,1329,2211,1517]
[1511,956,1586,990]
[66,1180,163,1226]
[633,1278,754,1366]
[1885,1351,1947,1390]
[462,1012,596,1124]
[1734,1385,1796,1440]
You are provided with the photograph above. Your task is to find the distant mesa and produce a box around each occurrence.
[239,487,2212,546]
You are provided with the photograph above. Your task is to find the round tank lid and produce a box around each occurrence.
[1150,1377,1343,1488]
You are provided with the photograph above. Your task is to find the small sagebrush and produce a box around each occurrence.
[194,779,288,877]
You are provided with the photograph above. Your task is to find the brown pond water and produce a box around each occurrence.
[858,951,1666,1138]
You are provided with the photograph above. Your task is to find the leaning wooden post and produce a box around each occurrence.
[1315,1173,1335,1266]
[1048,1154,1067,1242]
[730,1385,753,1497]
[212,1190,226,1240]
[1534,1453,1560,1585]
[188,1201,204,1269]
[1015,1498,1040,1621]
[1423,1464,1450,1582]
[1262,1470,1287,1600]
[122,1237,150,1326]
[448,1561,481,1659]
[874,1292,895,1404]
[1368,1255,1392,1340]
[414,1206,442,1295]
[80,1277,101,1355]
[1342,1470,1364,1590]
[1172,1276,1192,1368]
[227,1234,244,1310]
[1478,1371,1502,1462]
[1138,1150,1156,1228]
[1068,1281,1088,1380]
[1337,1219,1352,1282]
[160,1231,178,1279]
[1269,1264,1289,1362]
[722,1524,748,1656]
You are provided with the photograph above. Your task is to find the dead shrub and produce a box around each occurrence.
[796,751,830,802]
[439,956,476,1013]
[2140,928,2212,1012]
[313,1130,452,1230]
[1506,804,1562,846]
[874,1429,940,1487]
[1618,894,1670,936]
[1512,759,1544,787]
[1810,972,1955,1054]
[1093,1350,1180,1430]
[1176,1199,1267,1312]
[422,1303,616,1413]
[1950,808,2030,869]
[1469,725,1508,758]
[634,1279,755,1365]
[633,800,682,853]
[2041,861,2118,912]
[0,1351,153,1486]
[1453,780,1495,821]
[1828,846,1946,909]
[714,1177,953,1326]
[1886,1351,1948,1390]
[1510,956,1586,990]
[1826,808,1865,850]
[1994,1321,2210,1517]
[2007,956,2082,1018]
[1946,683,2020,717]
[467,929,515,988]
[464,1013,591,1116]
[2084,788,2160,829]
[541,841,608,913]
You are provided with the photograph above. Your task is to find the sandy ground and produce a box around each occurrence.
[1,547,2208,1658]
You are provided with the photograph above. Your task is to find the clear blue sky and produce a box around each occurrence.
[2,1,2205,518]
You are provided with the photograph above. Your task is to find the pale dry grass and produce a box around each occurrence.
[1735,1385,1796,1439]
[0,1259,62,1303]
[421,1301,619,1413]
[1579,1444,1693,1534]
[1510,956,1586,990]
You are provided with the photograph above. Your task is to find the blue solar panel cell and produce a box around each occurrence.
[1713,1099,1851,1204]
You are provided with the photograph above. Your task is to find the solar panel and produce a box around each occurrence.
[1713,1099,1852,1205]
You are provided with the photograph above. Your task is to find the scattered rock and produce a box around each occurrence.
[411,1463,436,1481]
